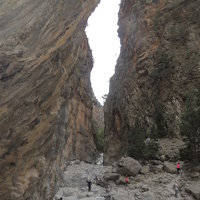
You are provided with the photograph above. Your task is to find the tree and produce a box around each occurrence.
[180,88,200,162]
[127,119,158,160]
[102,94,108,104]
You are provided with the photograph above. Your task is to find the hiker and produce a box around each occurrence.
[87,179,92,192]
[176,162,181,175]
[125,175,129,187]
[174,181,179,198]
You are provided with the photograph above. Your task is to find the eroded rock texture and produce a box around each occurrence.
[0,0,99,199]
[104,0,200,164]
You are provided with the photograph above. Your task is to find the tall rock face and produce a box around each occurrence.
[92,96,104,152]
[104,0,200,164]
[0,0,99,199]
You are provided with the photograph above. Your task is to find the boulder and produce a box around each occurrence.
[115,157,141,176]
[149,160,163,165]
[190,171,200,179]
[185,181,200,200]
[95,176,108,188]
[103,172,120,182]
[139,185,149,192]
[163,161,176,174]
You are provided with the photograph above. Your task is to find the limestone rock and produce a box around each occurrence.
[185,180,200,200]
[0,0,99,199]
[103,172,120,182]
[140,165,150,174]
[163,161,177,174]
[150,165,163,173]
[149,160,163,166]
[104,0,200,164]
[190,171,200,179]
[115,157,141,176]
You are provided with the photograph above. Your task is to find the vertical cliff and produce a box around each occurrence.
[104,0,200,163]
[0,0,99,199]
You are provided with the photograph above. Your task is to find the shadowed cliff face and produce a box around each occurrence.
[0,0,99,199]
[104,0,200,164]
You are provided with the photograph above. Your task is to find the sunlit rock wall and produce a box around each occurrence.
[104,0,200,164]
[0,0,99,199]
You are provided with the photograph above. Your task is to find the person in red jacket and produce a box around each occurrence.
[177,162,181,175]
[125,175,129,187]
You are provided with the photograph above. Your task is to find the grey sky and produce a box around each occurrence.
[86,0,121,104]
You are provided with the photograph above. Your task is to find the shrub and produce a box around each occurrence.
[92,121,104,152]
[96,127,104,152]
[180,88,200,162]
[151,50,175,84]
[127,120,158,160]
[154,103,167,138]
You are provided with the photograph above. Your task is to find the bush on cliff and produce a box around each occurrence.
[93,120,104,152]
[180,88,200,162]
[127,120,158,160]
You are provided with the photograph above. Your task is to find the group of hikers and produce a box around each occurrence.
[86,163,182,196]
[58,162,182,199]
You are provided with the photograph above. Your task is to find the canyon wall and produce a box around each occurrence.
[104,0,200,164]
[0,0,99,199]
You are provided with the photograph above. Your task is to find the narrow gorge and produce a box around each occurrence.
[0,0,199,200]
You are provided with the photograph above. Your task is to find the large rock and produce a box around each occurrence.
[190,171,200,179]
[103,172,120,182]
[185,181,200,200]
[115,157,141,176]
[0,0,99,199]
[163,161,177,174]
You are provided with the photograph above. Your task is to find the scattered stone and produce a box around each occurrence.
[116,176,126,185]
[54,158,197,200]
[149,160,163,165]
[96,176,108,188]
[74,160,81,165]
[190,171,200,179]
[150,164,163,173]
[103,172,120,182]
[139,185,149,192]
[140,165,150,174]
[96,197,105,200]
[159,155,166,162]
[143,191,155,200]
[185,181,200,199]
[163,161,176,174]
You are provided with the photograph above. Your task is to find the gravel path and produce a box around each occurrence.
[54,156,199,200]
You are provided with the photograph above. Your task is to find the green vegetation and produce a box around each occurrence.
[153,103,167,138]
[180,88,200,162]
[127,120,158,160]
[96,127,104,152]
[93,120,104,152]
[169,24,189,44]
[151,50,175,83]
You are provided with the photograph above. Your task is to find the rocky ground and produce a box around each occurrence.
[54,155,200,200]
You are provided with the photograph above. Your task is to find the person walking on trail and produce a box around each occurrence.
[87,179,92,192]
[174,181,179,198]
[125,175,129,187]
[177,162,181,175]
